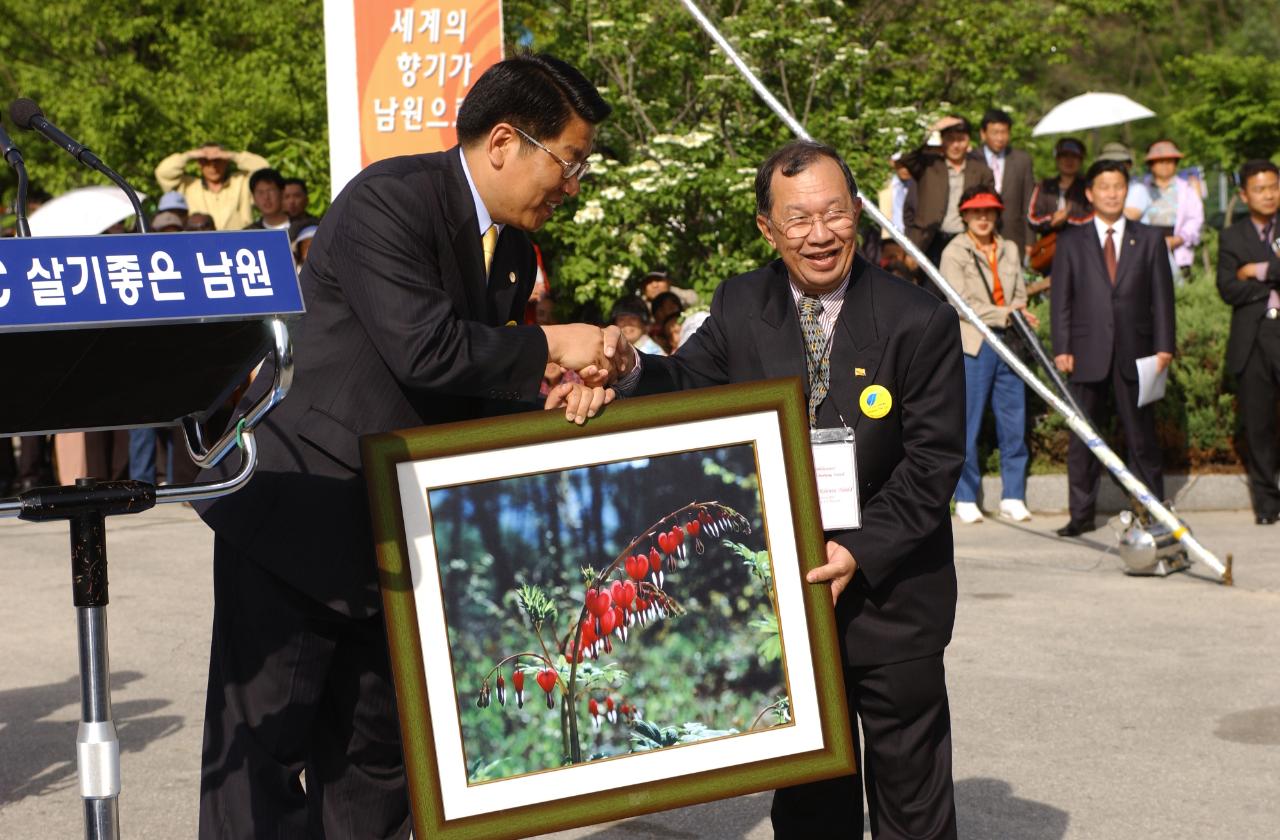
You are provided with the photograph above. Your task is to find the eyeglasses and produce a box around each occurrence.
[769,209,857,240]
[512,126,591,180]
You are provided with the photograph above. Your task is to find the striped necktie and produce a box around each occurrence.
[482,225,498,275]
[799,295,829,427]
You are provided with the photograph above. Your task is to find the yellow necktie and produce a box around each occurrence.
[482,225,498,275]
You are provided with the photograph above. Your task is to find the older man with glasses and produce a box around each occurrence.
[633,139,965,840]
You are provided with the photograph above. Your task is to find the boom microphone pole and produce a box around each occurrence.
[8,98,148,233]
[676,0,1229,583]
[0,117,32,237]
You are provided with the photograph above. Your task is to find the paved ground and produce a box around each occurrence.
[1,507,1277,839]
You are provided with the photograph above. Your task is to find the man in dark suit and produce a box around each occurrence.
[195,54,626,837]
[972,108,1035,256]
[637,140,965,840]
[1216,159,1280,524]
[901,115,996,268]
[1051,159,1176,536]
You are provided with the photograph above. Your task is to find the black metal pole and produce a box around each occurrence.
[17,478,156,840]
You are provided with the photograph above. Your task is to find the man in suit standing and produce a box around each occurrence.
[1051,159,1176,537]
[195,54,626,837]
[973,108,1035,257]
[1216,159,1280,525]
[636,140,965,839]
[901,116,996,269]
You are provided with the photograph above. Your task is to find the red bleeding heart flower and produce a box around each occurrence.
[586,588,612,618]
[537,668,557,708]
[687,518,700,536]
[512,669,524,708]
[605,696,618,724]
[599,608,617,636]
[615,580,636,611]
[657,531,672,554]
[649,548,662,573]
[672,524,684,545]
[625,555,647,581]
[589,697,601,728]
[496,673,506,706]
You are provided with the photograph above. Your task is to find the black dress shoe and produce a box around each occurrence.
[1257,513,1279,525]
[1056,519,1097,537]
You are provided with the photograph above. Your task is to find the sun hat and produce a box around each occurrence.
[959,192,1004,212]
[1096,142,1133,164]
[1144,140,1185,162]
[157,191,188,212]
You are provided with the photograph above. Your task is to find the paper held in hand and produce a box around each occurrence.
[1136,354,1169,408]
[810,428,862,531]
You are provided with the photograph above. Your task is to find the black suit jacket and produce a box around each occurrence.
[198,148,548,618]
[1049,220,1176,384]
[1216,215,1280,375]
[638,257,965,667]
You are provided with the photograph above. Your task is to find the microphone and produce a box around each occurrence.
[0,117,32,237]
[9,98,103,168]
[9,98,148,233]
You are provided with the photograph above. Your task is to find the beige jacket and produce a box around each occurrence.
[154,150,269,231]
[939,232,1026,357]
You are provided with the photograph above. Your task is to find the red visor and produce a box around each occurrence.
[959,193,1004,212]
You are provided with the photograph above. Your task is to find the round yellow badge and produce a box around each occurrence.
[859,385,892,419]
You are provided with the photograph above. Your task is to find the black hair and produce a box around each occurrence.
[980,109,1012,131]
[282,177,307,193]
[456,53,611,145]
[650,291,683,315]
[249,168,285,191]
[1084,159,1129,187]
[609,296,650,324]
[755,140,859,217]
[1239,159,1279,189]
[958,184,1000,206]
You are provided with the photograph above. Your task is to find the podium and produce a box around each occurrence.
[0,229,303,839]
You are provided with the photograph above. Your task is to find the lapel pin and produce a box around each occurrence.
[1129,239,1135,246]
[508,271,517,284]
[855,367,866,377]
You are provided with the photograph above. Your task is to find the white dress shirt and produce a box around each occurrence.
[458,147,502,238]
[1093,215,1126,260]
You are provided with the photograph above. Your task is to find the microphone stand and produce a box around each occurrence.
[11,155,31,237]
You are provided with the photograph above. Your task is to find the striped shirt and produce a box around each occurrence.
[788,274,850,347]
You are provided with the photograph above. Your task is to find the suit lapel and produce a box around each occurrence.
[754,261,808,387]
[443,148,488,319]
[830,258,884,431]
[1112,222,1138,288]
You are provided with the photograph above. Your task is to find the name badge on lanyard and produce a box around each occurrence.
[810,427,861,531]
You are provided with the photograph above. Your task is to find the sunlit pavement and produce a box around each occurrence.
[2,506,1276,839]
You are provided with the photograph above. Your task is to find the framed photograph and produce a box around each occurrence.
[362,378,854,839]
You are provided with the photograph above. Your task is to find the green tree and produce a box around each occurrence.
[0,0,329,213]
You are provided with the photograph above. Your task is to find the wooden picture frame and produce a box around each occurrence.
[361,378,854,839]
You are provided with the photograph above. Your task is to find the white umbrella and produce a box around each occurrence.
[1031,92,1155,137]
[28,185,145,237]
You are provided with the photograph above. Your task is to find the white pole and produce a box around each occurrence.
[676,0,1228,581]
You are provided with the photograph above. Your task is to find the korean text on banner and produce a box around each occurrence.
[324,1,504,198]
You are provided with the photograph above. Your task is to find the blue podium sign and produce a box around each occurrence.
[0,230,305,332]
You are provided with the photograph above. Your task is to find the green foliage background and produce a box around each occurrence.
[427,445,786,781]
[1,0,1272,465]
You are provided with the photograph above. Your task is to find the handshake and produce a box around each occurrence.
[540,324,637,426]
